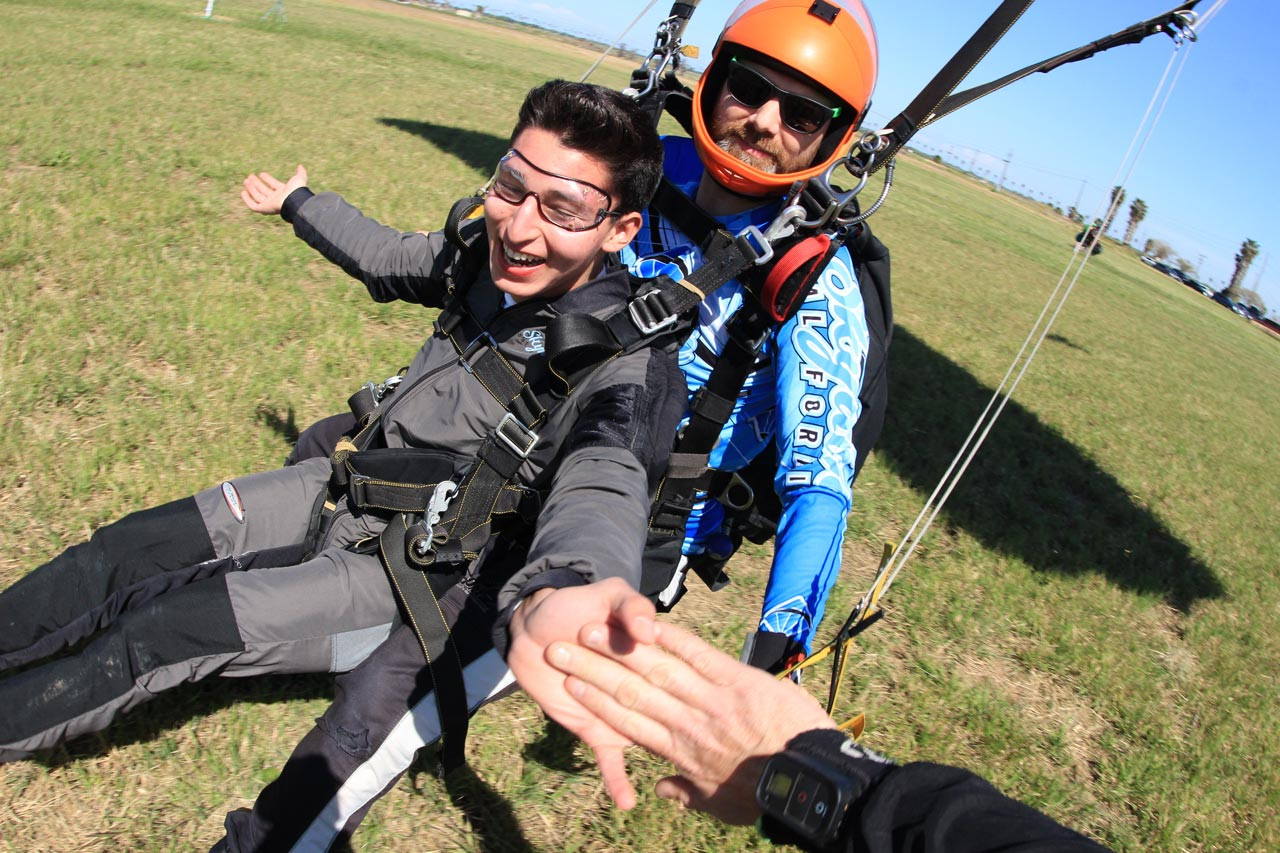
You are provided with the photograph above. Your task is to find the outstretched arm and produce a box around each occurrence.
[544,609,1113,853]
[241,164,308,215]
[764,246,869,652]
[503,349,688,806]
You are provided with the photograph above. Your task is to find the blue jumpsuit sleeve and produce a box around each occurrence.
[762,245,869,650]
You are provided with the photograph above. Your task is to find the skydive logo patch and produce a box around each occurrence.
[521,328,545,354]
[221,482,246,523]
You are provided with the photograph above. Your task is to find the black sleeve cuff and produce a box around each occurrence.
[490,569,590,660]
[759,729,897,852]
[280,186,315,224]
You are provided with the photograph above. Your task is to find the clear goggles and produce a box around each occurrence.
[483,149,619,232]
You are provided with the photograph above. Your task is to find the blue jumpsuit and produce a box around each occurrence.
[623,136,870,652]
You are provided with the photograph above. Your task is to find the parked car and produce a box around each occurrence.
[1210,292,1249,316]
[1183,277,1213,297]
[1152,260,1186,282]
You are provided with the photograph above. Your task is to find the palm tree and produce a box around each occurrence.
[1123,199,1148,245]
[1225,239,1259,300]
[1101,185,1125,234]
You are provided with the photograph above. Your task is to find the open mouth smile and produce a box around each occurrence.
[503,243,544,268]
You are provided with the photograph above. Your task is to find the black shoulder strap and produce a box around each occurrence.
[874,0,1200,169]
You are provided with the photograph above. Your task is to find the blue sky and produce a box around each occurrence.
[467,0,1279,311]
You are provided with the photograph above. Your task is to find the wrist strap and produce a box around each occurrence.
[758,729,897,851]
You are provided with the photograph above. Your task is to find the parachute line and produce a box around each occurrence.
[581,0,663,83]
[848,22,1207,628]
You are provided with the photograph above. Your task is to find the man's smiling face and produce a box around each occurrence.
[707,59,832,176]
[483,126,638,303]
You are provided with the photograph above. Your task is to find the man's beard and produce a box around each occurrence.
[712,118,785,174]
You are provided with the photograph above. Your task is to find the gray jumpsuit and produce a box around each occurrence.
[0,190,685,763]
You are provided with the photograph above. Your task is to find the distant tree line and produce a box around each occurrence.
[1124,196,1265,312]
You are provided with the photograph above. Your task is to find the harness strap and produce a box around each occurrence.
[679,301,773,465]
[443,196,486,283]
[650,178,725,254]
[873,0,1201,169]
[415,422,540,568]
[333,448,463,514]
[377,513,470,771]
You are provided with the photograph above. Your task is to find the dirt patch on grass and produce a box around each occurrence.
[954,654,1107,785]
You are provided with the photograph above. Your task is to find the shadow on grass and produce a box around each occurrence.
[427,763,537,853]
[1044,332,1089,353]
[524,717,591,774]
[881,326,1223,613]
[377,118,509,175]
[256,403,300,447]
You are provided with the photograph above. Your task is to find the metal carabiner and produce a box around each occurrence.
[1169,10,1199,43]
[426,480,457,530]
[411,480,458,560]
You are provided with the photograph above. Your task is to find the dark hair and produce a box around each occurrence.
[510,80,663,214]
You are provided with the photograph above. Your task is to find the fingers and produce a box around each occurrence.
[256,171,284,191]
[654,621,756,689]
[654,774,698,808]
[553,647,683,757]
[655,624,834,743]
[241,172,280,213]
[568,618,742,717]
[593,744,638,811]
[612,590,658,646]
[591,577,657,647]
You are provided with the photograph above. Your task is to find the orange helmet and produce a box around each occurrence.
[692,0,879,197]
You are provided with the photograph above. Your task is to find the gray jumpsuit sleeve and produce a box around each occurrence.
[492,344,687,654]
[283,187,463,306]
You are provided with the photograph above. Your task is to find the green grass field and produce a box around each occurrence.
[2,0,1277,849]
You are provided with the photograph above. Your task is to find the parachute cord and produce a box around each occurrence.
[580,0,662,83]
[1197,0,1228,30]
[853,28,1205,620]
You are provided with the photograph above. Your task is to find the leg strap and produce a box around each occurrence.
[376,513,470,771]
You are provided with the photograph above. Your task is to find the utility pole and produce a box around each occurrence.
[997,151,1012,192]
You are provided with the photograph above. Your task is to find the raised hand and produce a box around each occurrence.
[547,618,836,823]
[241,164,308,215]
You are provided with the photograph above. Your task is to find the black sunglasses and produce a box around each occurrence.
[725,58,841,135]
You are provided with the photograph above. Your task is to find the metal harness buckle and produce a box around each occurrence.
[460,332,497,374]
[716,471,755,512]
[496,413,539,459]
[735,225,776,267]
[628,289,679,335]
